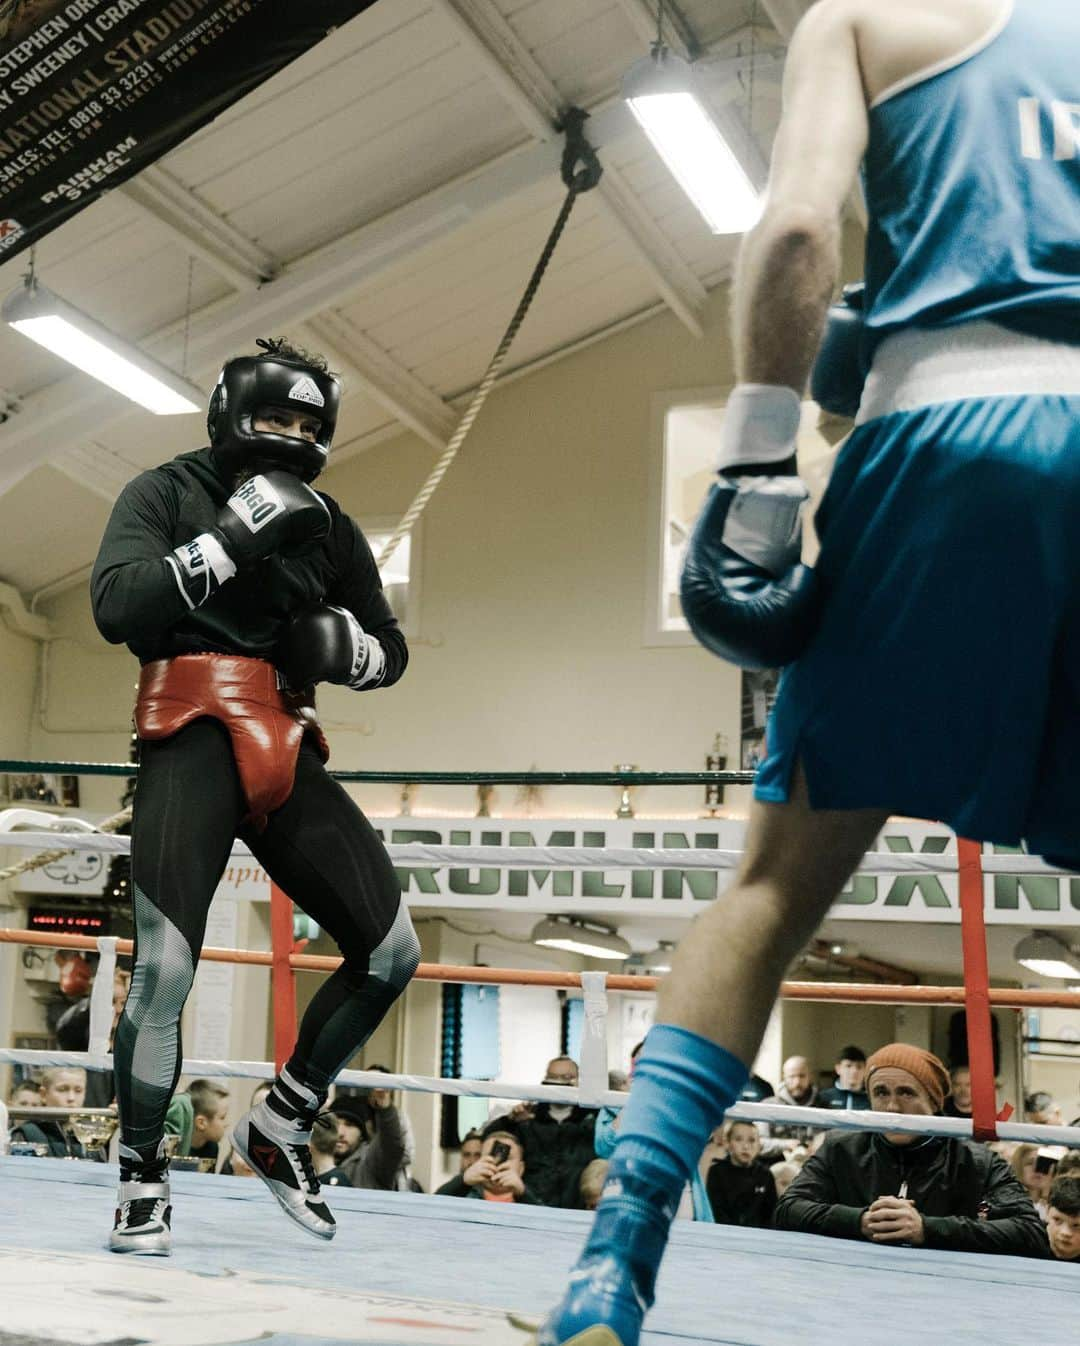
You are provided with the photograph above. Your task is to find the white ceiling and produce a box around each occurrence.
[0,0,790,599]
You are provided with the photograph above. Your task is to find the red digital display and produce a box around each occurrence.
[28,909,108,935]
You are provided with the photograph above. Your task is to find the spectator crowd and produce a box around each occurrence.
[4,1039,1078,1264]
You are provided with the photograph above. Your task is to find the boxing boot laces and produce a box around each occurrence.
[109,1150,171,1256]
[232,1091,336,1241]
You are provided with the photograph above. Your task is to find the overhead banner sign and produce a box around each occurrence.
[12,815,1080,923]
[0,0,380,260]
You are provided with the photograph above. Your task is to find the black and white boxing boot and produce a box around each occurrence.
[232,1067,336,1241]
[110,1143,172,1255]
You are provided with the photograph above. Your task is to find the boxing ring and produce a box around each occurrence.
[2,764,1080,1345]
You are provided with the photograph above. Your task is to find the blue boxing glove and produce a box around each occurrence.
[275,604,386,692]
[679,385,820,670]
[811,282,866,419]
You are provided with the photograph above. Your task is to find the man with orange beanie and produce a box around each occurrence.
[774,1045,1048,1257]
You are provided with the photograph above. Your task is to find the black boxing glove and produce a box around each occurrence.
[811,282,866,418]
[680,385,820,670]
[166,471,330,610]
[275,604,387,691]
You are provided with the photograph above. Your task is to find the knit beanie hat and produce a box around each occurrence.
[865,1045,950,1112]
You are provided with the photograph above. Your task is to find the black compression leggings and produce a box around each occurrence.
[114,718,419,1159]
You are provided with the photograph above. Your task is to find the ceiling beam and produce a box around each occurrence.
[435,0,707,337]
[612,0,698,60]
[0,75,747,494]
[757,0,813,41]
[118,168,459,453]
[0,142,554,493]
[120,165,278,290]
[56,442,141,503]
[300,312,457,451]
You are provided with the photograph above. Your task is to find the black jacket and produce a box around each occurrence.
[11,1119,102,1161]
[774,1129,1049,1257]
[817,1086,870,1110]
[517,1104,598,1207]
[91,446,407,680]
[706,1156,777,1228]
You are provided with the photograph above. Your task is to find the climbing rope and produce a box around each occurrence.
[376,109,603,568]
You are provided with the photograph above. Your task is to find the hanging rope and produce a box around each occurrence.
[376,109,603,569]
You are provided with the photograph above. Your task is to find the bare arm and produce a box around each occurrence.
[732,1,869,389]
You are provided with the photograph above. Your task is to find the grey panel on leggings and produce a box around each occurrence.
[126,882,196,1094]
[320,900,421,1080]
[369,899,421,993]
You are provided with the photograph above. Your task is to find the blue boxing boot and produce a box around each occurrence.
[538,1025,746,1346]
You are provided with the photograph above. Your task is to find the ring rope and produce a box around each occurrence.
[1,1047,1077,1149]
[0,808,131,882]
[3,931,1079,1009]
[0,824,1072,875]
[0,759,756,785]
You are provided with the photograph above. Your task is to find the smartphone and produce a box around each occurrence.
[491,1141,511,1164]
[1035,1146,1063,1175]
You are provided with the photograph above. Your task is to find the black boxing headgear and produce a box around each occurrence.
[207,349,341,482]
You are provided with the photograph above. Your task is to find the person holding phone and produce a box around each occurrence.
[436,1131,542,1205]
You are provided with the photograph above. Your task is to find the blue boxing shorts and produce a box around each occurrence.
[754,321,1080,869]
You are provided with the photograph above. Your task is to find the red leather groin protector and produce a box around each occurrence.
[135,654,329,830]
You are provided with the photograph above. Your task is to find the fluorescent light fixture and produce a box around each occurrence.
[3,280,203,415]
[622,46,763,235]
[1014,931,1080,979]
[532,916,631,961]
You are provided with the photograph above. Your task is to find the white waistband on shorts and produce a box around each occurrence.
[855,321,1080,425]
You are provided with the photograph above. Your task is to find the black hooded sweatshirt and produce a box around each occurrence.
[90,446,407,682]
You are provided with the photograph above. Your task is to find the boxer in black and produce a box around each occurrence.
[92,338,420,1254]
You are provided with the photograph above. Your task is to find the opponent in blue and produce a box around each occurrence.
[542,3,1080,1343]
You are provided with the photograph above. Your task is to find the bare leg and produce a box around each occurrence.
[658,765,887,1063]
[538,766,889,1346]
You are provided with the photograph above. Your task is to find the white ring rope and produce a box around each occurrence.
[1,1047,1078,1148]
[0,822,1070,875]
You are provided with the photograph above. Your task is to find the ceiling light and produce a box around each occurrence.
[643,940,675,973]
[532,916,631,961]
[3,279,203,415]
[1014,931,1080,979]
[622,45,763,235]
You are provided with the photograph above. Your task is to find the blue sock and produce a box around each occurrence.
[577,1024,747,1302]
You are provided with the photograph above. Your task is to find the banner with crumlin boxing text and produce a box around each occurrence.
[0,0,380,260]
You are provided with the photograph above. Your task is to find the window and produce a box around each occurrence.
[646,390,827,645]
[361,517,419,636]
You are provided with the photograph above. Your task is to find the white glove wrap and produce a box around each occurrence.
[717,384,802,473]
[330,605,387,689]
[722,477,809,576]
[166,532,237,609]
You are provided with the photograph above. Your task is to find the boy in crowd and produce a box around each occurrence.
[706,1119,777,1228]
[11,1068,101,1160]
[1046,1177,1080,1262]
[8,1080,43,1109]
[164,1080,229,1164]
[817,1046,869,1110]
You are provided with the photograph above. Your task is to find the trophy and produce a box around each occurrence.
[704,733,728,816]
[614,764,638,819]
[68,1110,119,1162]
